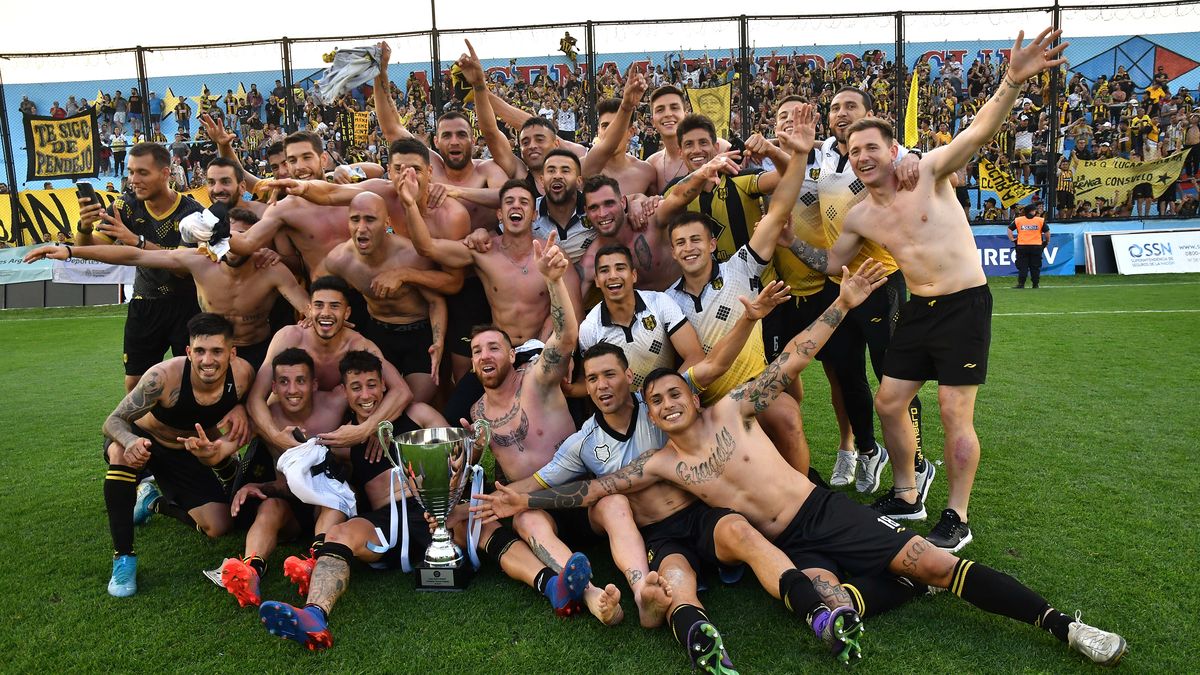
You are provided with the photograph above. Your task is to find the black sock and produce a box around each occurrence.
[104,465,138,556]
[670,603,712,653]
[151,499,196,528]
[244,555,267,578]
[310,533,326,556]
[1037,608,1075,642]
[843,575,925,618]
[533,566,557,595]
[780,568,824,620]
[952,560,1055,634]
[212,456,239,493]
[303,604,327,621]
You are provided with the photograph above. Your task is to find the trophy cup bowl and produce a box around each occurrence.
[379,424,478,590]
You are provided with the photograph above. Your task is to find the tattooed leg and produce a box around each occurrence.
[588,495,653,626]
[519,510,624,626]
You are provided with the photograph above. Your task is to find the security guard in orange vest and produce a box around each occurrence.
[1007,205,1050,288]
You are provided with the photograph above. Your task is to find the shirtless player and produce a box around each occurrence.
[781,28,1070,552]
[322,192,447,404]
[478,258,1128,668]
[577,175,680,295]
[26,207,308,371]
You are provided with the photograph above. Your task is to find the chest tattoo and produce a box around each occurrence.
[675,427,736,485]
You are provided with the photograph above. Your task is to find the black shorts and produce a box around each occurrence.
[761,281,840,362]
[237,338,271,373]
[361,316,433,377]
[1132,183,1153,199]
[131,425,229,511]
[1056,190,1076,209]
[772,486,917,577]
[883,284,992,386]
[640,500,736,574]
[350,414,419,493]
[550,507,600,550]
[358,497,434,570]
[956,186,971,208]
[447,275,492,358]
[123,296,201,376]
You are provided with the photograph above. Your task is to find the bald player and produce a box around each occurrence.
[321,191,447,404]
[26,208,308,371]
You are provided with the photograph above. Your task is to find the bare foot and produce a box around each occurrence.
[585,583,624,626]
[638,570,673,628]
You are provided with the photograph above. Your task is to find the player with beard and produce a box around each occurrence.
[577,175,680,296]
[477,256,1129,667]
[75,142,205,392]
[217,347,348,608]
[531,150,592,267]
[374,41,508,233]
[774,90,932,502]
[321,192,447,405]
[247,276,413,454]
[645,86,732,191]
[781,29,1069,552]
[468,236,622,627]
[26,206,307,372]
[101,313,254,597]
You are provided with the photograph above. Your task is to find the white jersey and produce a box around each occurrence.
[531,193,594,265]
[579,290,686,390]
[665,245,768,402]
[534,394,666,488]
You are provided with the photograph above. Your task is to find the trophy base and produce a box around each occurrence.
[415,562,473,592]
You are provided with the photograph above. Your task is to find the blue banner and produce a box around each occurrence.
[974,233,1075,276]
[0,245,53,285]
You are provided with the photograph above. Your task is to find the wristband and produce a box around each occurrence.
[64,244,73,259]
[137,235,146,249]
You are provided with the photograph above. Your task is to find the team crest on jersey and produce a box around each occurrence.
[710,277,724,291]
[593,443,611,462]
[642,315,657,331]
[809,167,821,180]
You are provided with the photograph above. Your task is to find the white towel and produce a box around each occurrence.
[276,438,357,518]
[314,46,381,105]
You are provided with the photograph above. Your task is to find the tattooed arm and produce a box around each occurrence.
[531,235,578,392]
[728,260,888,418]
[472,447,664,521]
[103,364,170,448]
[778,223,864,276]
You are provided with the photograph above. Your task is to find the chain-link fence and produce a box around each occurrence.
[1,5,1197,245]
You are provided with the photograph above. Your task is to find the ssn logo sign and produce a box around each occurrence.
[1127,242,1172,258]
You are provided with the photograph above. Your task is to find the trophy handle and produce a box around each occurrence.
[467,418,491,464]
[376,420,402,469]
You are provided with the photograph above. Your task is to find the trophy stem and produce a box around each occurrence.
[424,523,463,568]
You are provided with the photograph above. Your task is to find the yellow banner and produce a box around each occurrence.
[23,110,102,181]
[904,70,919,148]
[353,111,371,145]
[686,82,733,139]
[978,157,1039,208]
[1070,151,1187,205]
[0,188,211,246]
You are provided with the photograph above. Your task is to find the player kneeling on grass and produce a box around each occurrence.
[476,261,1128,667]
[101,313,255,597]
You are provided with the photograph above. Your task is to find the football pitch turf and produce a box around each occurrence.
[1,273,1197,673]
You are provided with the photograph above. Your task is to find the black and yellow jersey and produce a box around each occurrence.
[108,191,203,299]
[666,172,765,264]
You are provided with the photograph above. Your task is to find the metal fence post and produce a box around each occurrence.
[894,11,905,139]
[1047,1,1062,219]
[134,46,150,128]
[739,15,750,139]
[0,65,21,244]
[281,37,295,133]
[430,4,443,116]
[585,20,597,141]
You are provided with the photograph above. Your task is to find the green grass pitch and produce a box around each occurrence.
[1,273,1197,673]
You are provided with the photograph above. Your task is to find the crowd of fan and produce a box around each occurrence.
[13,47,1200,221]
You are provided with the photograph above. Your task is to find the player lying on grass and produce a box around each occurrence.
[475,260,1128,667]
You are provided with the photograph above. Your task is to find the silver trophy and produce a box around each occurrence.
[376,422,487,590]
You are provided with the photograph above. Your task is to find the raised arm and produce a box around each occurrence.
[927,28,1066,178]
[728,261,887,418]
[455,41,525,179]
[199,113,260,187]
[530,234,578,391]
[268,263,310,316]
[418,286,447,384]
[397,168,475,268]
[373,42,414,144]
[688,280,790,390]
[229,204,291,257]
[748,109,817,259]
[777,204,867,276]
[581,66,647,176]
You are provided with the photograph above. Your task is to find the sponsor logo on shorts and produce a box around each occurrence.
[877,515,904,532]
[963,363,977,369]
